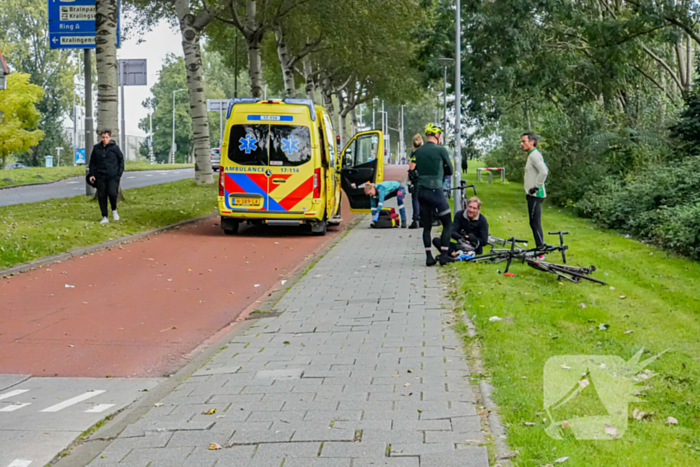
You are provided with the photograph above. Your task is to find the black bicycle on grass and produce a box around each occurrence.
[467,231,605,285]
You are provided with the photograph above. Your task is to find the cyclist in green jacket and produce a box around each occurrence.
[409,123,455,266]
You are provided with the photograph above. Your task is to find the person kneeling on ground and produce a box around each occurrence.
[364,181,407,228]
[433,196,489,256]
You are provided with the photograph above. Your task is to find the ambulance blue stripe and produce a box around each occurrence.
[247,115,293,122]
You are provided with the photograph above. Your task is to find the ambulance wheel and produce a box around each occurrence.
[222,218,239,235]
[310,219,328,236]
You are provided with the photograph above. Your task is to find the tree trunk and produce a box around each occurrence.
[302,57,316,102]
[350,107,358,135]
[174,0,214,184]
[336,91,347,146]
[275,27,296,97]
[246,0,264,98]
[95,0,119,139]
[321,77,334,120]
[687,34,693,91]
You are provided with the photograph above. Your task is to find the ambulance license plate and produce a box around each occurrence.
[232,197,261,206]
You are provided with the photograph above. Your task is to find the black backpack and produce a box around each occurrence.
[372,208,400,229]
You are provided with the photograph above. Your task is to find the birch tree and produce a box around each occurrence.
[95,0,120,139]
[172,0,217,183]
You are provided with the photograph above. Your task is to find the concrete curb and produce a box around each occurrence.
[51,213,364,467]
[0,167,193,191]
[461,311,516,466]
[0,213,216,280]
[443,268,515,467]
[0,176,83,191]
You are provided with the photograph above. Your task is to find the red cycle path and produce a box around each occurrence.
[0,165,406,378]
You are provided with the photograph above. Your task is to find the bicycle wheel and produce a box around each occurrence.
[547,264,607,285]
[470,253,510,263]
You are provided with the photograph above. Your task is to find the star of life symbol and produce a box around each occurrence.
[239,135,258,154]
[281,136,300,156]
[543,348,667,440]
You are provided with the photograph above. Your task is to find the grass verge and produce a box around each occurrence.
[0,178,217,269]
[0,162,194,188]
[451,164,700,466]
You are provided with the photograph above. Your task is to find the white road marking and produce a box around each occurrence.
[84,403,115,413]
[40,390,106,412]
[0,389,29,401]
[0,402,31,412]
[127,176,135,179]
[7,459,32,467]
[66,181,79,184]
[145,174,153,177]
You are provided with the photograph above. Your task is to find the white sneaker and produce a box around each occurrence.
[112,210,120,221]
[100,217,109,224]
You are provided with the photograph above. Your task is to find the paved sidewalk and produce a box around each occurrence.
[89,211,490,466]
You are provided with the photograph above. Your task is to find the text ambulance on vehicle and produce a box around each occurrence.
[217,98,384,235]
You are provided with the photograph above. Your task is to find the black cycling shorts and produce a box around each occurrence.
[417,187,451,217]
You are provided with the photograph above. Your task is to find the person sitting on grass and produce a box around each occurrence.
[432,196,489,256]
[364,181,407,228]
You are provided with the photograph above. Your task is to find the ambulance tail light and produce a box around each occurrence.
[313,168,321,198]
[219,166,224,196]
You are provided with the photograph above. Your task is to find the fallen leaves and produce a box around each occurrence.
[604,424,618,437]
[666,416,678,425]
[203,408,217,415]
[554,457,569,463]
[632,409,652,420]
[489,316,502,322]
[619,295,627,299]
[208,442,222,450]
[598,323,609,331]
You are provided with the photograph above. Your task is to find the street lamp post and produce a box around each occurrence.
[437,58,454,145]
[454,0,463,212]
[171,88,186,164]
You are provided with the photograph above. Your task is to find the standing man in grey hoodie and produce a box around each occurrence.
[520,132,548,247]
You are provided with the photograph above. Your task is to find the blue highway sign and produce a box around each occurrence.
[48,0,120,49]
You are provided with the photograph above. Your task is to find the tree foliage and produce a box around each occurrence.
[0,72,44,167]
[415,0,700,258]
[0,0,76,166]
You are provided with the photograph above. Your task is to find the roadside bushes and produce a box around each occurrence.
[482,99,700,260]
[576,157,700,258]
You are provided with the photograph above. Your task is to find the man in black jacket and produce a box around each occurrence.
[88,130,124,224]
[433,196,489,255]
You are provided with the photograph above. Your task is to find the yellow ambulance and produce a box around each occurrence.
[218,98,384,235]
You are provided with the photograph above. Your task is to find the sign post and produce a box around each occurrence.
[117,59,147,154]
[48,0,121,195]
[207,99,229,148]
[48,0,121,49]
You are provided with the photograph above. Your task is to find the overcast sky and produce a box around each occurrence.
[118,20,182,137]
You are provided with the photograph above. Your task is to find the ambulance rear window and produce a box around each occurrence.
[228,124,268,166]
[269,126,312,167]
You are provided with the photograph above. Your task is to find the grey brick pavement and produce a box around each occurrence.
[90,206,490,467]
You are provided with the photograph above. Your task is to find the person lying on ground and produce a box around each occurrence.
[364,181,407,228]
[432,196,489,256]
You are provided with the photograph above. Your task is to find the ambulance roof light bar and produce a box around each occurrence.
[283,98,316,122]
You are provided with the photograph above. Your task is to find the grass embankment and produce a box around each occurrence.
[0,179,217,269]
[452,164,700,466]
[0,162,194,188]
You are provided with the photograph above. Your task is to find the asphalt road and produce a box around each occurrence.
[0,168,193,207]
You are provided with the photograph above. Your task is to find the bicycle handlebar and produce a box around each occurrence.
[548,231,569,235]
[447,182,477,196]
[510,238,528,244]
